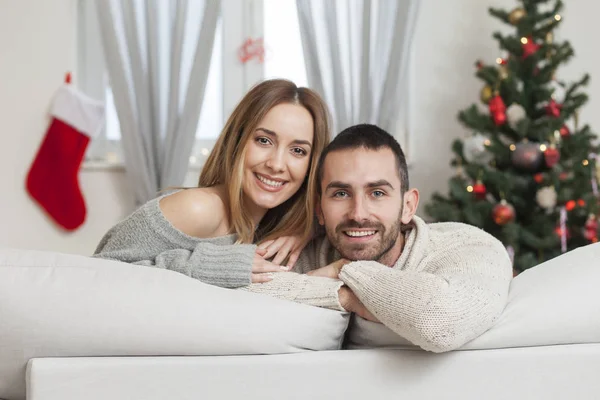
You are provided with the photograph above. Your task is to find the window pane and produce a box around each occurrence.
[105,84,121,141]
[264,0,307,87]
[102,17,223,142]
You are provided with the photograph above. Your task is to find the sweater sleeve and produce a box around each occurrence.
[130,243,254,288]
[238,272,345,311]
[95,240,254,289]
[339,234,513,353]
[236,236,345,311]
[93,195,254,288]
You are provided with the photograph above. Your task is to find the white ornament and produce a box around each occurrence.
[536,186,557,211]
[515,80,524,92]
[463,134,492,164]
[549,80,566,103]
[506,103,526,129]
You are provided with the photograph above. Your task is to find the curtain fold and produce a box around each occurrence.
[296,0,419,153]
[95,0,220,205]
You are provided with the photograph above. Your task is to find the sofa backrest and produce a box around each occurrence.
[0,249,349,400]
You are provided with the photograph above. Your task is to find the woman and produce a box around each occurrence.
[94,79,331,288]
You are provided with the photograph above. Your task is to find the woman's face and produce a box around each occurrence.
[242,103,314,215]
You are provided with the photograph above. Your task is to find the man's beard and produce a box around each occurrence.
[325,215,403,264]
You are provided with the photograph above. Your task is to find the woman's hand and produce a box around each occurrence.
[306,258,350,279]
[252,248,288,283]
[258,235,308,268]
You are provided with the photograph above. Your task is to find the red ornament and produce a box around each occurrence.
[559,125,570,137]
[559,172,569,181]
[493,112,507,126]
[493,200,516,225]
[492,112,506,126]
[489,95,507,126]
[534,173,544,183]
[583,215,598,242]
[585,214,598,230]
[545,99,562,117]
[476,60,484,69]
[578,199,586,207]
[565,200,576,211]
[522,37,540,58]
[554,226,571,239]
[488,95,505,113]
[544,145,560,168]
[472,181,487,200]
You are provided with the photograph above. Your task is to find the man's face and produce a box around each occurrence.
[317,147,416,266]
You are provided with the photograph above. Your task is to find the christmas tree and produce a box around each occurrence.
[425,0,600,273]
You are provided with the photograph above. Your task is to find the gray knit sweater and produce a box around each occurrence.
[93,193,255,288]
[93,193,344,311]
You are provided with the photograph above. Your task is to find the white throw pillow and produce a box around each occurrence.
[343,242,600,351]
[464,242,600,349]
[0,249,349,400]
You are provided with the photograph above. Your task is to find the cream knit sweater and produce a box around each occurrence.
[245,217,513,353]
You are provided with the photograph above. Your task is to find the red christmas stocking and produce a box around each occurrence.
[26,84,104,231]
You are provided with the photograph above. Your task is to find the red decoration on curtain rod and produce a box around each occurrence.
[238,37,265,64]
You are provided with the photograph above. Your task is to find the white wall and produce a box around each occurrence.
[0,0,134,255]
[1,0,598,255]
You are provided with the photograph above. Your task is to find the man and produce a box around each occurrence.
[247,124,512,352]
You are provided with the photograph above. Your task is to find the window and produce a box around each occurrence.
[264,0,307,86]
[78,0,307,169]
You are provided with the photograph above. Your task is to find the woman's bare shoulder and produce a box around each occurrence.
[159,187,229,238]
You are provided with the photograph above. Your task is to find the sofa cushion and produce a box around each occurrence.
[464,242,600,349]
[343,242,600,351]
[0,249,349,400]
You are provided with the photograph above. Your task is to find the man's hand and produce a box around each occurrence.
[306,258,350,279]
[338,286,379,323]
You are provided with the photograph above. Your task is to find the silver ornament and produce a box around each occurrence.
[511,142,543,171]
[463,134,492,164]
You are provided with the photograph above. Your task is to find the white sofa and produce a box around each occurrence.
[2,243,600,400]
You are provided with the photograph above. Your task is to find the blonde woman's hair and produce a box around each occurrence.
[199,79,331,244]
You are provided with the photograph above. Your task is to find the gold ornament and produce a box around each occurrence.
[508,8,527,25]
[480,85,493,103]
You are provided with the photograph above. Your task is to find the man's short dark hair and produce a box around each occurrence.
[317,124,409,196]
